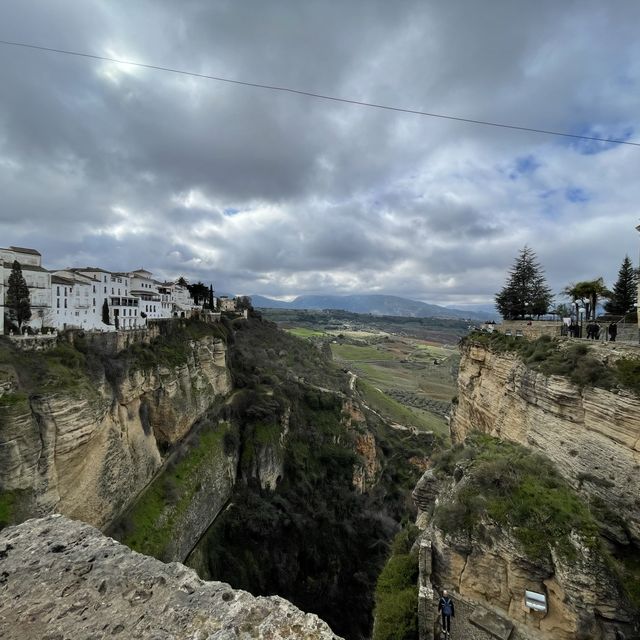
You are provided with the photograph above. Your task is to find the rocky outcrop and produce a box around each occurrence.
[342,398,382,492]
[451,341,640,544]
[0,514,341,640]
[414,468,639,640]
[0,335,231,529]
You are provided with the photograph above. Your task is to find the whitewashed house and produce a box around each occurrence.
[0,246,52,333]
[49,270,106,330]
[107,273,139,329]
[129,269,162,322]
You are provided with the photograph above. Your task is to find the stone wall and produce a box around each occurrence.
[0,515,341,640]
[491,320,563,339]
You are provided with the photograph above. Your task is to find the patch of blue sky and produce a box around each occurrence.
[504,154,540,180]
[223,207,240,216]
[565,187,590,203]
[566,124,634,155]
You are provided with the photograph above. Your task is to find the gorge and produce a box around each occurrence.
[1,319,640,640]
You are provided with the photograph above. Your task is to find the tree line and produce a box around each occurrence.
[495,247,638,321]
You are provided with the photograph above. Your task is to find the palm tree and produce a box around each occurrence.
[563,278,612,320]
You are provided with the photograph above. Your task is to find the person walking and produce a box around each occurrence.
[608,322,618,342]
[438,589,455,638]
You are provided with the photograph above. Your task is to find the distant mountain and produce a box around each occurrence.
[250,294,487,320]
[445,303,499,320]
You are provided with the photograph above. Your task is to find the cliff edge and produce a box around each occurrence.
[451,337,640,545]
[0,514,341,640]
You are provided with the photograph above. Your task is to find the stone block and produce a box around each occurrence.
[469,605,514,640]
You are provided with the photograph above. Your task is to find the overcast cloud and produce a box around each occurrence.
[1,0,639,305]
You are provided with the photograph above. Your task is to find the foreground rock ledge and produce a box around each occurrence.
[0,515,341,640]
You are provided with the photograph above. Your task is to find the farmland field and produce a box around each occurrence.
[264,309,462,439]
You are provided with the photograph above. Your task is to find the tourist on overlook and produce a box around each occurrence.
[608,322,618,342]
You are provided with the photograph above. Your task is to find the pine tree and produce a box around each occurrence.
[6,260,31,329]
[604,255,637,317]
[495,247,553,320]
[102,299,110,325]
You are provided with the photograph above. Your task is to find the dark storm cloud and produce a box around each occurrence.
[1,0,639,304]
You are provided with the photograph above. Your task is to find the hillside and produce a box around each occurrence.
[251,294,488,320]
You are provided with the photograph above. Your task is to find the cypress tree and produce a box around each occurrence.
[6,260,31,329]
[495,247,553,320]
[102,299,110,325]
[604,255,637,317]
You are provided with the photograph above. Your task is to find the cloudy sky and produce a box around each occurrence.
[1,1,639,306]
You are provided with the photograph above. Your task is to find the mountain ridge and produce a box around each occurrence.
[250,293,492,320]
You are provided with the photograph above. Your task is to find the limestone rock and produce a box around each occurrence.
[0,515,341,640]
[0,335,231,529]
[451,341,640,544]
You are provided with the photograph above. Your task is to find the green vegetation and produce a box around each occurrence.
[0,339,97,396]
[433,435,599,561]
[186,318,434,639]
[284,327,328,339]
[373,525,420,640]
[468,332,640,394]
[357,378,447,434]
[0,490,17,531]
[332,343,395,362]
[6,260,32,329]
[120,320,229,371]
[116,420,233,558]
[605,255,638,316]
[615,357,640,395]
[495,246,553,319]
[262,308,469,344]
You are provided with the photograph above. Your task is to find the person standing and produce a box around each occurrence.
[608,322,618,342]
[438,589,455,637]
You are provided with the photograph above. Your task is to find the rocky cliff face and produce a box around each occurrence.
[414,467,639,640]
[0,514,341,640]
[0,334,231,529]
[451,341,640,545]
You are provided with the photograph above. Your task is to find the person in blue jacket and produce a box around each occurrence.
[438,589,455,637]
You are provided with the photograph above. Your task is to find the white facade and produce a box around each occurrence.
[2,246,207,334]
[49,270,109,331]
[0,246,51,333]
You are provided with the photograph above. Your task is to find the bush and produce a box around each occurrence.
[373,528,419,640]
[433,435,599,561]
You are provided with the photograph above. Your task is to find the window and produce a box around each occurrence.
[57,286,60,295]
[57,299,60,308]
[64,299,67,309]
[104,287,107,294]
[93,298,95,306]
[111,288,114,294]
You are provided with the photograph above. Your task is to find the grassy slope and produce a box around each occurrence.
[114,420,234,558]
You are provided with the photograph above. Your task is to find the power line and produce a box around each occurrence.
[1,38,638,148]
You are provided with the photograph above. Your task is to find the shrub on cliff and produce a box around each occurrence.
[434,435,599,561]
[373,527,419,640]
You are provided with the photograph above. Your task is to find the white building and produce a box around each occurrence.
[1,245,208,334]
[0,246,52,333]
[49,270,108,331]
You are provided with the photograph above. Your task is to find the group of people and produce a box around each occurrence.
[586,321,618,341]
[564,320,618,341]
